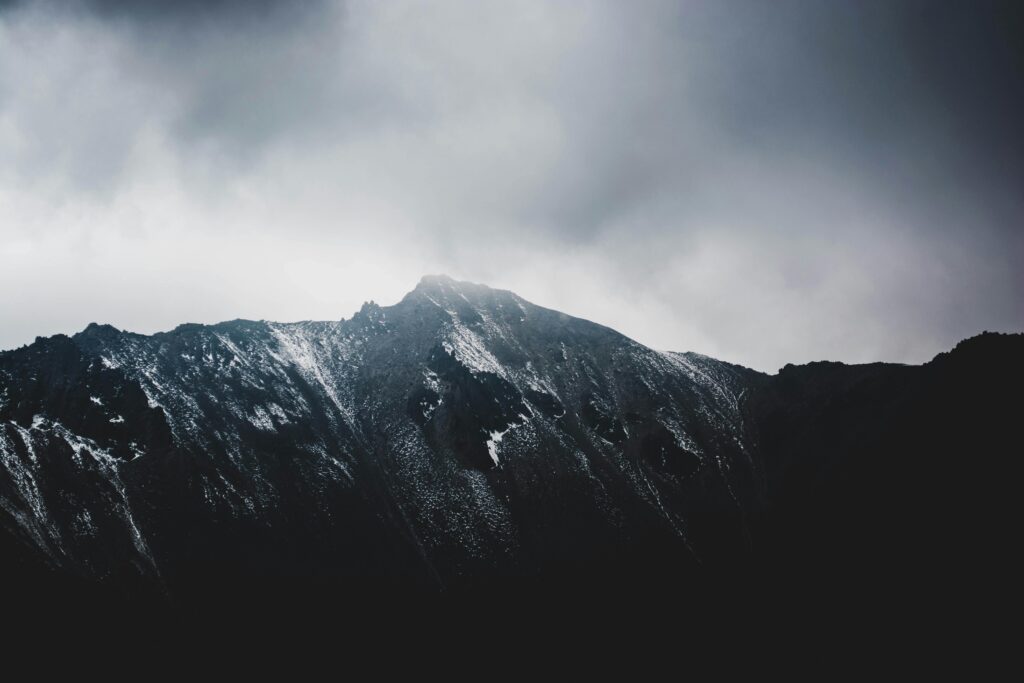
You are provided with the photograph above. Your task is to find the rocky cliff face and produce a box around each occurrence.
[0,276,1019,612]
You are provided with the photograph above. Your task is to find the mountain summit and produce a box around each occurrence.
[0,277,1019,614]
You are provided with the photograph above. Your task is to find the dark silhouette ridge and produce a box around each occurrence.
[0,279,1019,640]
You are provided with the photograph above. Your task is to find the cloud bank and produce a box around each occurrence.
[1,0,1021,370]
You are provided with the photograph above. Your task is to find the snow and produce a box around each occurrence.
[41,420,160,572]
[442,322,506,377]
[424,369,442,393]
[249,405,275,431]
[485,429,506,465]
[268,322,358,426]
[267,402,289,423]
[484,414,530,465]
[1,421,57,555]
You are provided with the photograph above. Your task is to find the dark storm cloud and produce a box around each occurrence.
[0,0,310,19]
[0,0,344,190]
[0,1,1021,369]
[695,1,1024,224]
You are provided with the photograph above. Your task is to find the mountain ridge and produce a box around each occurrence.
[0,276,1020,619]
[14,273,1001,375]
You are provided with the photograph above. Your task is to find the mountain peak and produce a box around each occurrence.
[407,274,505,305]
[411,274,489,298]
[77,322,122,340]
[2,276,1020,618]
[416,273,458,288]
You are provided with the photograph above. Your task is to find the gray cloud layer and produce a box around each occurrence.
[1,0,1021,370]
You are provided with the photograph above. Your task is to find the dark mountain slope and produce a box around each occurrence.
[746,332,1021,615]
[0,276,1019,618]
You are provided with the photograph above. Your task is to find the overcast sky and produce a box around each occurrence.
[1,0,1021,370]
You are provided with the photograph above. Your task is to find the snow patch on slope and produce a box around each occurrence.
[443,323,506,377]
[484,413,530,466]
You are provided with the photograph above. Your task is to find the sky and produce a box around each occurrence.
[1,0,1021,371]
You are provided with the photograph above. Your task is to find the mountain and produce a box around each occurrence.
[1,275,1020,620]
